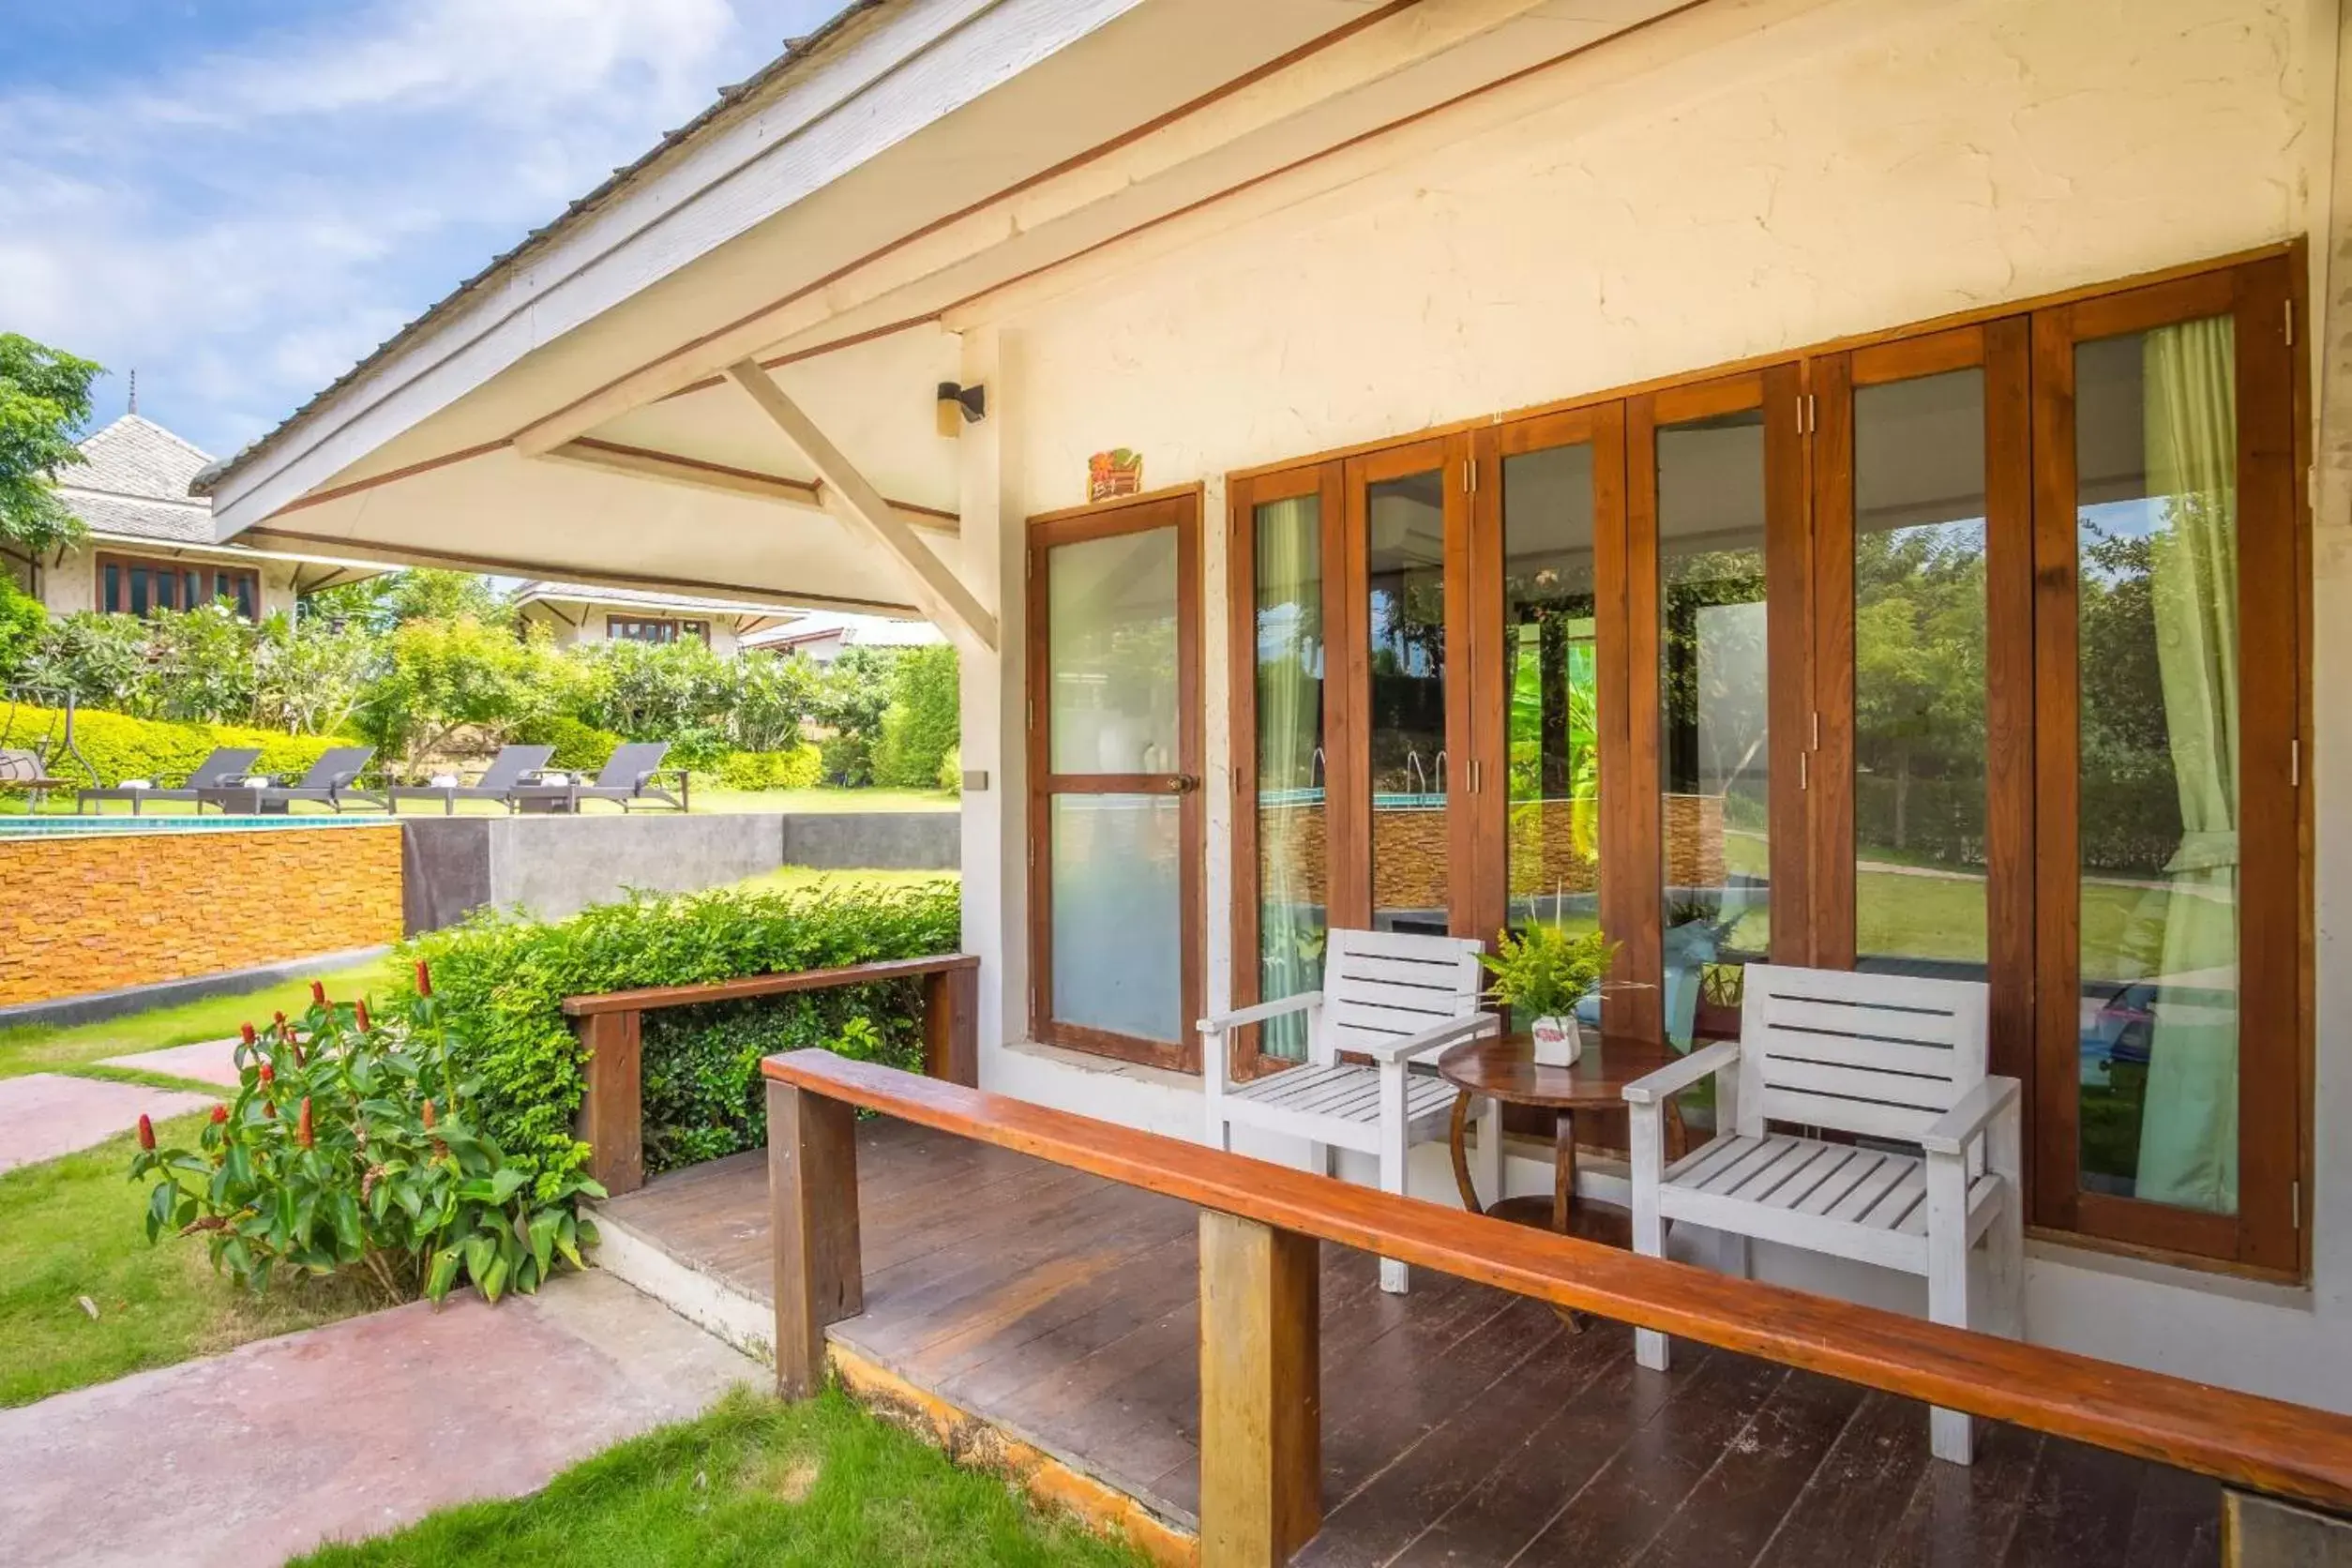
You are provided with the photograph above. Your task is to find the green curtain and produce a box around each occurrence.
[2132,317,2240,1214]
[1256,499,1325,1061]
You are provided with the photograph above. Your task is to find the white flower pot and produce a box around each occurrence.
[1530,1014,1582,1068]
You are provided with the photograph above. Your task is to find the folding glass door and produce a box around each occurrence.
[1027,491,1203,1071]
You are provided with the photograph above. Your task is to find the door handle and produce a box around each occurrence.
[1172,774,1200,793]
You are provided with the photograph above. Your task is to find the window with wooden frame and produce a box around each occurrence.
[1026,487,1204,1072]
[1224,246,2308,1275]
[98,553,259,620]
[607,615,709,644]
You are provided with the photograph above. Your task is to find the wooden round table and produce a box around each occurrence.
[1437,1033,1682,1253]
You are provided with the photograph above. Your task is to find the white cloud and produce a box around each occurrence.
[0,0,831,457]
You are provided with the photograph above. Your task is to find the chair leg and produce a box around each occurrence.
[1474,1096,1502,1206]
[1926,1157,1975,1465]
[1306,1140,1333,1178]
[1718,1232,1751,1279]
[1377,1133,1409,1295]
[1629,1101,1670,1371]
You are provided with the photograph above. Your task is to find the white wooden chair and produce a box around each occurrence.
[1621,963,2022,1464]
[1200,927,1500,1293]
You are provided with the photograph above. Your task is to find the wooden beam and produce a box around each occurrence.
[573,1009,644,1197]
[920,962,979,1087]
[1199,1210,1321,1567]
[766,1078,864,1400]
[724,359,998,651]
[542,437,959,536]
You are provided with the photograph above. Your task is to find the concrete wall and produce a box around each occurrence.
[949,0,2350,1408]
[402,809,959,931]
[0,822,402,1005]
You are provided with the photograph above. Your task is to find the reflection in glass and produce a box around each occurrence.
[1656,410,1769,1047]
[1501,445,1601,954]
[1051,794,1183,1043]
[1048,530,1180,774]
[1366,470,1448,934]
[2073,321,2241,1215]
[1255,497,1326,1060]
[1852,369,1988,975]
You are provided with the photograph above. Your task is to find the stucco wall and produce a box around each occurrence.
[953,0,2347,1408]
[0,823,403,1005]
[522,603,747,656]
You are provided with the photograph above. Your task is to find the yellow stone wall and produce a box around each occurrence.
[0,824,403,1006]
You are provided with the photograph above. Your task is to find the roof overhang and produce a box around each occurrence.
[200,0,1711,613]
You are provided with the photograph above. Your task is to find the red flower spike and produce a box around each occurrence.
[420,1098,436,1130]
[264,1101,276,1120]
[414,959,432,998]
[296,1098,314,1149]
[273,1011,286,1025]
[310,980,326,1006]
[137,1114,156,1152]
[257,1064,274,1086]
[354,1000,371,1033]
[239,1022,257,1046]
[210,1104,228,1124]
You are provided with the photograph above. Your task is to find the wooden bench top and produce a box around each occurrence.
[762,1046,2352,1516]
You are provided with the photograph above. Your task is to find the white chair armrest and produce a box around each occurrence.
[1351,1010,1500,1065]
[1919,1076,2021,1157]
[1621,1039,1742,1106]
[1197,991,1323,1036]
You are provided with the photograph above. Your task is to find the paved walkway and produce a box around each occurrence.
[95,1036,244,1088]
[0,1271,762,1567]
[0,1074,216,1174]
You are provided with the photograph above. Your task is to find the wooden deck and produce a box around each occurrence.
[600,1118,2222,1567]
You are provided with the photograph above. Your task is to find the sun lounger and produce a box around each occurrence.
[196,746,383,814]
[385,745,556,815]
[503,742,686,813]
[77,747,263,815]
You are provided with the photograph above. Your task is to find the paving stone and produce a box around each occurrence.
[0,1271,762,1568]
[0,1074,217,1174]
[94,1036,245,1089]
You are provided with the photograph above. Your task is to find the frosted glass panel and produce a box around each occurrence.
[1049,530,1180,774]
[1051,794,1183,1042]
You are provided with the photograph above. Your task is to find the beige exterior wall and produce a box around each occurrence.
[519,602,751,656]
[957,0,2350,1407]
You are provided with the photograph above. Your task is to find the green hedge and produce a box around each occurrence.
[396,880,961,1186]
[0,703,340,790]
[712,745,823,792]
[511,714,622,774]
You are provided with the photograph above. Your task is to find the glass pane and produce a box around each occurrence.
[1501,444,1601,966]
[103,563,119,612]
[1254,496,1326,1061]
[186,571,203,609]
[1051,794,1183,1043]
[1852,369,1988,977]
[2073,320,2240,1216]
[129,568,150,617]
[1048,529,1179,774]
[1656,410,1769,1046]
[234,578,255,620]
[1366,470,1448,933]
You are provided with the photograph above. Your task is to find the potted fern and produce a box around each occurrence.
[1480,926,1616,1067]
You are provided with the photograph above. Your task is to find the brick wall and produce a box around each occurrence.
[0,824,403,1006]
[1258,794,1727,911]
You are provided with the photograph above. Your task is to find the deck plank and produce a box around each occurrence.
[602,1119,2224,1565]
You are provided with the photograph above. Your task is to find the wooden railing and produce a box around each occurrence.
[562,954,977,1195]
[761,1048,2352,1568]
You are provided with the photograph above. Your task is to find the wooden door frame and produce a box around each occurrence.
[1026,484,1206,1073]
[2027,256,2304,1274]
[1227,461,1345,1081]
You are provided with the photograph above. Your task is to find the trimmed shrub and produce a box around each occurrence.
[937,745,962,793]
[0,574,45,682]
[819,731,872,788]
[714,745,823,792]
[0,703,339,789]
[396,880,960,1185]
[512,714,621,774]
[872,643,958,789]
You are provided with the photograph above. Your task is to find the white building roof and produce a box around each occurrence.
[510,580,802,622]
[743,611,942,652]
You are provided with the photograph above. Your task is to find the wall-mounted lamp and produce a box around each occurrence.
[936,381,987,437]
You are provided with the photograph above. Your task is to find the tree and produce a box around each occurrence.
[355,616,535,773]
[872,643,960,789]
[0,334,103,556]
[300,569,508,631]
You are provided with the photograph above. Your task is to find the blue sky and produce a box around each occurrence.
[0,0,840,460]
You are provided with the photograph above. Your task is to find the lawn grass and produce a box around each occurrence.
[0,954,400,1082]
[294,1385,1151,1568]
[0,1111,381,1407]
[9,785,957,819]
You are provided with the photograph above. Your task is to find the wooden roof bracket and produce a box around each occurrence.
[724,359,997,652]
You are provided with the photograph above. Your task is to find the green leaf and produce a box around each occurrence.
[461,1231,496,1290]
[330,1191,364,1252]
[144,1180,173,1244]
[425,1248,460,1304]
[479,1251,510,1304]
[486,1167,529,1204]
[527,1209,559,1279]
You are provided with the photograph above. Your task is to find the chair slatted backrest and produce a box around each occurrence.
[596,742,671,789]
[476,745,554,791]
[188,747,263,787]
[1737,964,1990,1145]
[1314,927,1486,1067]
[299,746,375,790]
